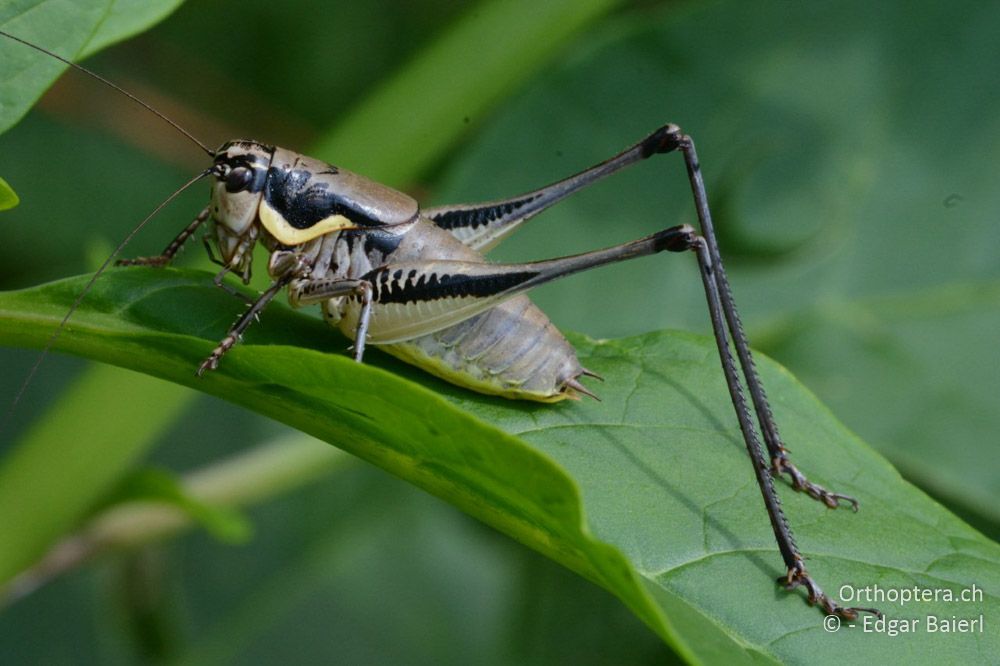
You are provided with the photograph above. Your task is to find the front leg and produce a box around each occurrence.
[116,207,210,267]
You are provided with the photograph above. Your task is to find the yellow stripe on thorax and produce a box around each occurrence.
[258,200,357,245]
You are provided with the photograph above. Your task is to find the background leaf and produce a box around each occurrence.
[0,0,185,134]
[0,270,997,664]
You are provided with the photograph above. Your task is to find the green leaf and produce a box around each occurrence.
[0,269,996,663]
[0,177,17,210]
[82,0,187,58]
[0,0,185,135]
[433,0,1000,524]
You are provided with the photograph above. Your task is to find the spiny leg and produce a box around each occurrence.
[415,213,875,614]
[683,233,879,619]
[288,277,374,362]
[197,277,288,375]
[669,129,857,510]
[116,207,210,267]
[113,204,256,304]
[196,257,306,376]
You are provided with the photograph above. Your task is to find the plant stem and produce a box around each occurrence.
[0,433,352,606]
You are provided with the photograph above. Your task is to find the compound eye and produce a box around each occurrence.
[224,166,253,193]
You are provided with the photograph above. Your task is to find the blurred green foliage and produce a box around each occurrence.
[1,0,998,664]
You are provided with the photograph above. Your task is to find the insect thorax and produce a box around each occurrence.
[208,142,419,273]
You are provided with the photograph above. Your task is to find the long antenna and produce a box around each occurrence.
[0,29,215,156]
[2,168,214,430]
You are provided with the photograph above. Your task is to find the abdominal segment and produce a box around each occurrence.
[364,295,590,402]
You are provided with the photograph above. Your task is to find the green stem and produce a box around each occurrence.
[0,434,352,606]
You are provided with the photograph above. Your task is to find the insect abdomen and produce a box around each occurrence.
[380,295,589,402]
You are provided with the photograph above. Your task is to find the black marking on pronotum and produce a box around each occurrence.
[264,167,385,229]
[367,269,540,305]
[431,195,540,231]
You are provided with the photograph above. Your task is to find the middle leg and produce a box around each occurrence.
[289,276,374,362]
